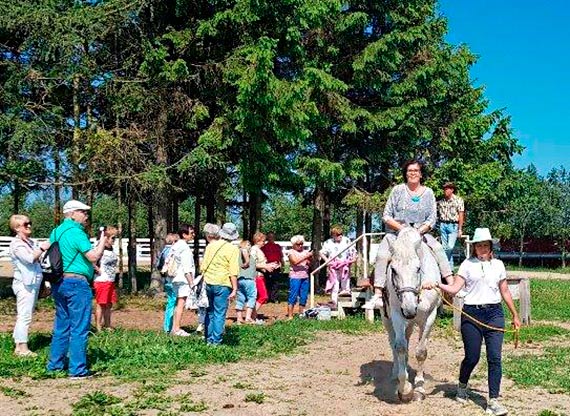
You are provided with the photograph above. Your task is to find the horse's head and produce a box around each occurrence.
[389,227,423,319]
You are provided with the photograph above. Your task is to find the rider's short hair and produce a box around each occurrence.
[401,159,425,182]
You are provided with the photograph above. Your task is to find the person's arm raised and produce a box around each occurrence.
[85,232,106,262]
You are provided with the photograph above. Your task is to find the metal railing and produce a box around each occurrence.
[309,232,385,308]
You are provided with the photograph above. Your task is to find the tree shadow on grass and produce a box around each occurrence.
[28,333,52,351]
[221,326,241,347]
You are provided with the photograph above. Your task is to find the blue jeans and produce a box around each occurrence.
[198,307,206,325]
[204,285,231,345]
[460,304,505,398]
[236,278,257,310]
[47,278,93,376]
[288,278,309,306]
[439,222,459,269]
[163,279,177,333]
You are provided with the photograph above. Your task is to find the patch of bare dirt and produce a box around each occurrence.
[1,325,569,416]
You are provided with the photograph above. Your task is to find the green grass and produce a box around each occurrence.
[0,385,30,398]
[537,411,566,416]
[505,347,570,394]
[530,279,570,321]
[506,265,570,274]
[71,391,126,416]
[244,392,265,404]
[0,318,379,381]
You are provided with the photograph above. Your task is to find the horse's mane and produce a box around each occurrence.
[392,227,422,265]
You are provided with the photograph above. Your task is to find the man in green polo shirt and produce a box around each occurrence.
[47,200,106,379]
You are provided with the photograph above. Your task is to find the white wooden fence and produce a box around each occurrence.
[1,236,364,265]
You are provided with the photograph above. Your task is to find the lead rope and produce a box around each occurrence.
[434,288,520,349]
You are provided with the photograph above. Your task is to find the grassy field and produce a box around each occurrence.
[529,279,570,321]
[0,318,380,381]
[505,265,570,274]
[1,279,570,409]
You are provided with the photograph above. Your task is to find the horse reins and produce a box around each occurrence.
[435,288,520,349]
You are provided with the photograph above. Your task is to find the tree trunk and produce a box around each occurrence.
[54,149,61,225]
[71,74,81,199]
[205,191,215,223]
[148,107,169,294]
[518,234,524,267]
[150,193,167,294]
[171,194,179,232]
[323,191,331,240]
[311,186,325,286]
[356,208,364,253]
[216,187,227,225]
[248,191,261,238]
[193,198,202,273]
[242,190,249,240]
[12,179,20,214]
[365,210,372,254]
[117,185,124,290]
[127,191,138,293]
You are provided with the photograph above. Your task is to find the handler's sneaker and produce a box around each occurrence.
[486,398,508,415]
[363,293,383,309]
[456,383,469,403]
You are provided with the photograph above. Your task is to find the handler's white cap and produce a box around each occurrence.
[62,200,91,214]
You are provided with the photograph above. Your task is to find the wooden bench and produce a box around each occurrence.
[452,276,531,330]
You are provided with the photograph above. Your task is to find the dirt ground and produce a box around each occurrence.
[1,301,570,416]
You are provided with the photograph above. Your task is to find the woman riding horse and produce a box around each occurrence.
[364,159,452,309]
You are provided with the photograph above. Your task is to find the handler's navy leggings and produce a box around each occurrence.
[459,303,505,399]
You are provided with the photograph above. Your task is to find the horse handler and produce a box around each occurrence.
[423,227,521,416]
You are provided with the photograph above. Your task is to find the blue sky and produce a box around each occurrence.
[439,0,570,175]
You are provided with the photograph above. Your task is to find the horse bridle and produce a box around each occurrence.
[390,266,421,299]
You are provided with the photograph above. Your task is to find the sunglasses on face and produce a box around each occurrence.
[22,221,32,227]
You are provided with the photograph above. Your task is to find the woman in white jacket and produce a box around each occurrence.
[169,224,196,337]
[9,215,50,356]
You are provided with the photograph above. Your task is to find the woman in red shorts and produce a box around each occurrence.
[93,226,119,331]
[251,232,279,323]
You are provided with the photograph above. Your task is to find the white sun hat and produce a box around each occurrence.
[218,222,239,241]
[466,227,499,244]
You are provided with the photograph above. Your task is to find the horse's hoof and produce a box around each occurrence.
[413,390,426,401]
[398,390,415,403]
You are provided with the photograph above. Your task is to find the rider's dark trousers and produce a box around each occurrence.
[459,303,505,399]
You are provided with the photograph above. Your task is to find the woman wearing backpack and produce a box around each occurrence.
[9,214,50,357]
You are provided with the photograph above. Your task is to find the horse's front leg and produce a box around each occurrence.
[414,307,438,400]
[392,312,414,402]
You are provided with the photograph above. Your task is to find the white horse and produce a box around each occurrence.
[381,227,442,402]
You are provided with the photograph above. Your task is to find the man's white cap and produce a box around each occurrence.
[62,200,91,214]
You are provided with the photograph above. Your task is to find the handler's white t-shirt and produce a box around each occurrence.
[457,258,506,305]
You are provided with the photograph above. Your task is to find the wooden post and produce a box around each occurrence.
[519,277,531,325]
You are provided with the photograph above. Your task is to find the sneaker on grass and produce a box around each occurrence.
[171,329,190,337]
